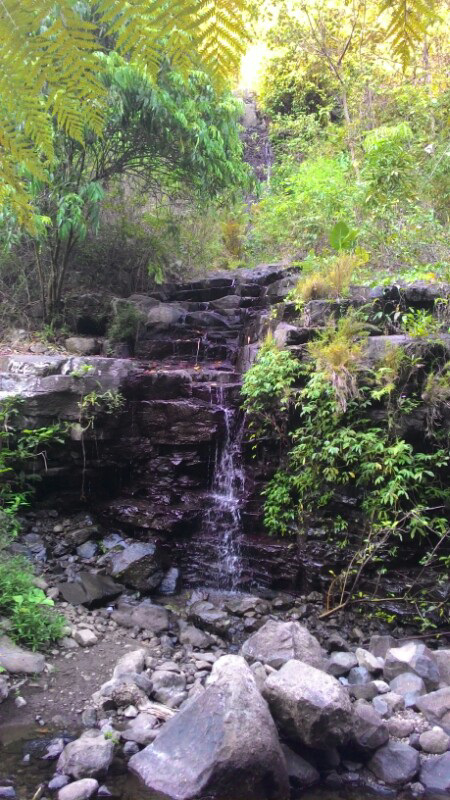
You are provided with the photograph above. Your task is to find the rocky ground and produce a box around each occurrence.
[1,512,450,800]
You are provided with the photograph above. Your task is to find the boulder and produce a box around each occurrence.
[178,623,213,649]
[369,635,396,659]
[420,752,450,794]
[56,731,114,779]
[92,677,149,711]
[106,543,164,591]
[224,595,269,616]
[372,692,405,718]
[355,648,383,673]
[113,649,146,679]
[146,304,185,326]
[121,713,159,746]
[351,700,389,751]
[384,642,440,690]
[328,652,358,677]
[129,655,289,800]
[281,745,319,791]
[264,659,353,749]
[0,677,9,703]
[188,600,231,637]
[416,687,450,734]
[241,620,326,670]
[65,337,101,356]
[58,779,99,800]
[435,649,450,686]
[0,636,45,674]
[368,741,419,786]
[112,600,169,633]
[418,726,450,754]
[57,572,123,607]
[151,669,187,708]
[73,629,98,648]
[389,673,426,707]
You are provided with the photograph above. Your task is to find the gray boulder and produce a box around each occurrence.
[0,676,9,703]
[241,620,326,670]
[57,572,123,607]
[389,673,426,707]
[0,636,45,674]
[188,600,231,637]
[420,752,450,794]
[178,623,213,649]
[372,691,405,718]
[281,745,319,791]
[113,649,146,679]
[106,542,163,591]
[416,687,450,734]
[384,642,440,690]
[92,677,149,711]
[147,304,185,326]
[351,700,389,751]
[369,635,396,659]
[65,337,100,356]
[122,713,159,746]
[58,779,99,800]
[129,655,289,800]
[419,726,450,754]
[328,652,358,677]
[56,731,114,779]
[264,659,353,749]
[435,649,450,686]
[112,600,169,633]
[368,741,419,785]
[151,669,187,708]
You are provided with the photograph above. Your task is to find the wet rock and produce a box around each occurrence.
[129,655,289,800]
[416,687,450,734]
[241,620,326,670]
[43,737,65,760]
[368,741,419,786]
[188,600,231,637]
[224,595,269,616]
[0,790,16,799]
[152,669,187,707]
[328,652,358,677]
[352,700,389,751]
[420,752,450,794]
[76,541,98,560]
[0,635,45,674]
[389,673,426,707]
[112,600,169,633]
[159,567,180,595]
[384,643,440,690]
[264,659,353,749]
[48,775,70,791]
[281,745,319,791]
[348,666,371,685]
[418,726,450,754]
[178,623,213,649]
[57,572,123,607]
[21,532,47,561]
[106,542,164,591]
[56,731,114,779]
[122,713,159,746]
[58,778,99,800]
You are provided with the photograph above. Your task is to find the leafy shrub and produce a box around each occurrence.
[108,302,143,346]
[362,123,418,204]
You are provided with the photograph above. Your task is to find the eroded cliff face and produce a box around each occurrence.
[2,266,449,603]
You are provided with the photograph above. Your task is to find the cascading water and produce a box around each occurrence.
[203,388,245,590]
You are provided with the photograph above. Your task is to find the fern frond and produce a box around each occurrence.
[379,0,439,70]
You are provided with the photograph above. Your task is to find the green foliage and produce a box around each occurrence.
[290,250,368,305]
[241,334,301,434]
[0,398,66,516]
[0,399,66,649]
[0,544,65,649]
[0,0,250,226]
[398,308,441,337]
[108,303,144,346]
[362,123,417,205]
[78,390,125,431]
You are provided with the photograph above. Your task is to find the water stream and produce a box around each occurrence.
[204,387,246,589]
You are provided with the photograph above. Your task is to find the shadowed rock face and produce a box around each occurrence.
[129,655,289,800]
[3,270,450,597]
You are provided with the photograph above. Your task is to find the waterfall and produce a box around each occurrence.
[203,389,245,590]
